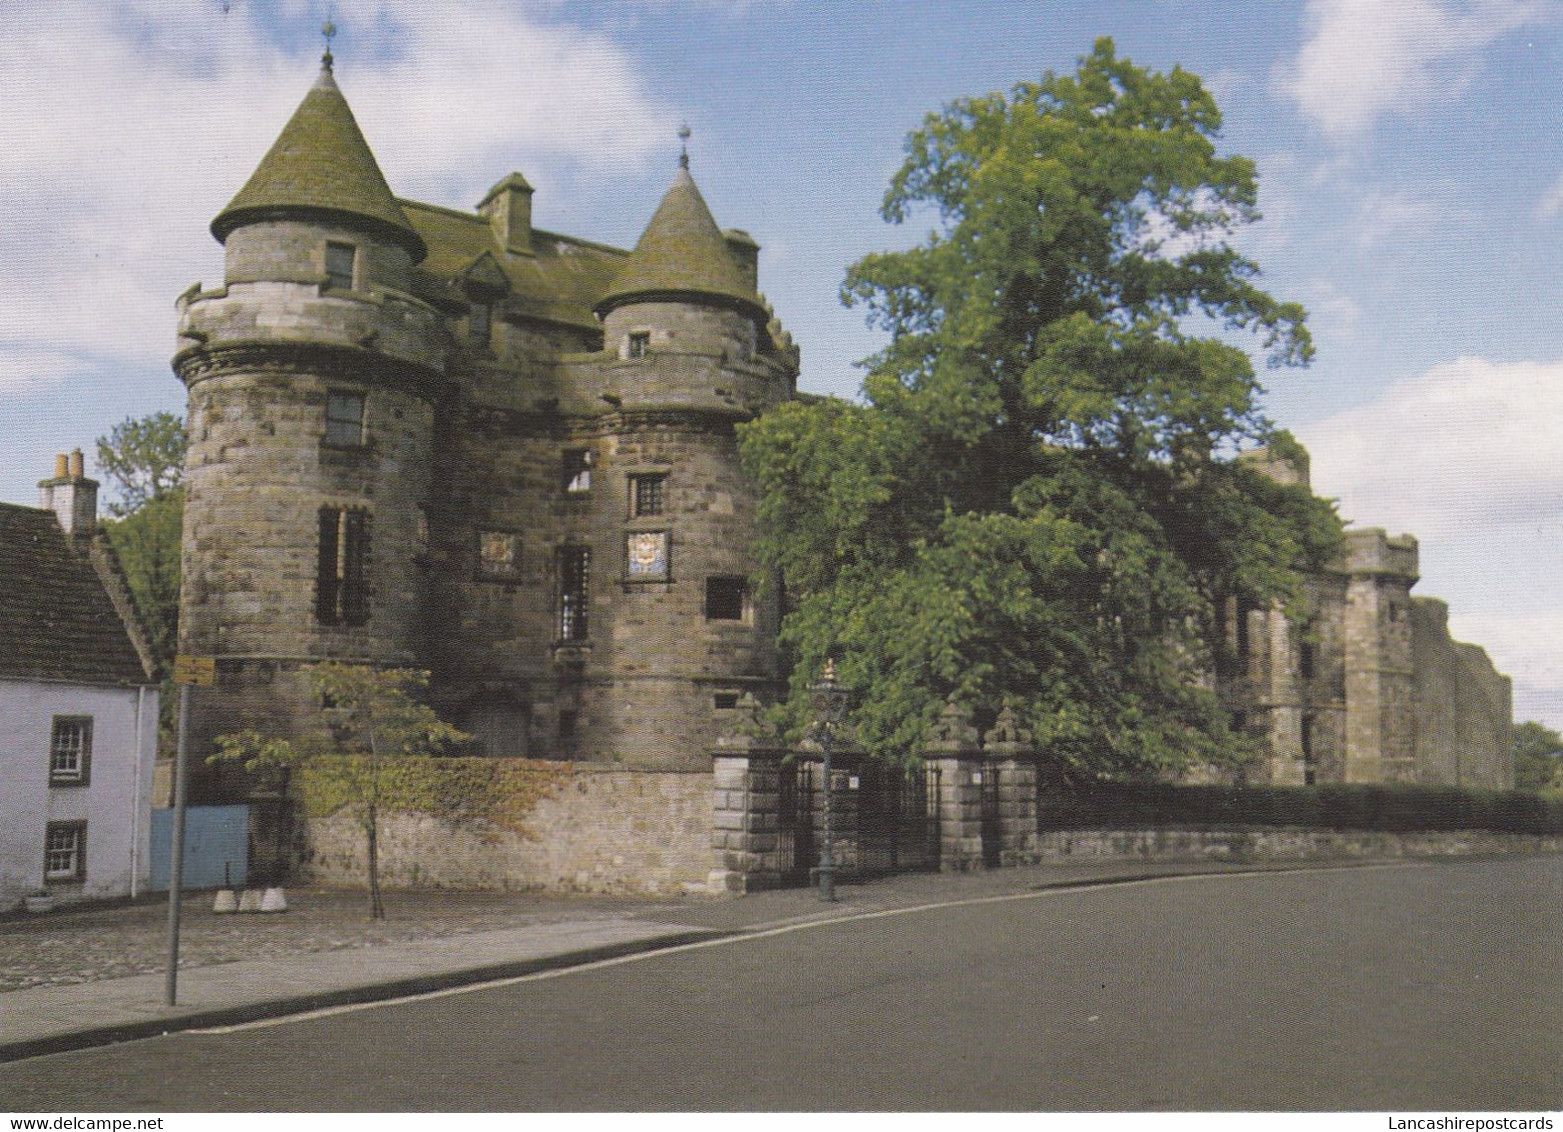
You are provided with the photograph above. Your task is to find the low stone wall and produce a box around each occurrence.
[1036,827,1563,862]
[300,766,714,895]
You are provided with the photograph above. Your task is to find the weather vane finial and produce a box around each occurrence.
[678,123,691,169]
[322,16,337,70]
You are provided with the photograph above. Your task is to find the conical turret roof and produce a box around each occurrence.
[211,61,424,261]
[595,164,761,317]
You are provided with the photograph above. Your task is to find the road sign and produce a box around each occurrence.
[173,654,216,687]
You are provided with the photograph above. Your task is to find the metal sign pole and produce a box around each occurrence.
[165,681,191,1006]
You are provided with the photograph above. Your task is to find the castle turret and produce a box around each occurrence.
[173,54,447,782]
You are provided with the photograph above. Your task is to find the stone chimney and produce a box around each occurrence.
[38,449,98,537]
[479,172,535,257]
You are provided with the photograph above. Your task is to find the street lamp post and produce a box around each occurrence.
[809,658,849,903]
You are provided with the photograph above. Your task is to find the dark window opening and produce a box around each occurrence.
[49,717,92,786]
[44,821,86,883]
[630,473,665,518]
[562,449,593,493]
[558,545,590,640]
[627,331,650,358]
[713,692,741,710]
[325,392,364,446]
[317,507,371,625]
[705,576,749,622]
[324,241,357,290]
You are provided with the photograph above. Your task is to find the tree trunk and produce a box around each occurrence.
[365,806,384,920]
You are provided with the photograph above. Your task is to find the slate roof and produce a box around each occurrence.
[211,62,425,260]
[402,200,626,330]
[595,165,765,318]
[0,504,150,686]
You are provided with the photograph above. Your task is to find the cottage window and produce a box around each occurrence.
[562,449,593,494]
[478,529,521,579]
[713,692,741,710]
[705,576,749,622]
[44,822,86,883]
[558,545,590,640]
[325,392,365,446]
[324,241,357,290]
[626,331,650,358]
[49,717,92,786]
[317,506,371,625]
[629,473,665,518]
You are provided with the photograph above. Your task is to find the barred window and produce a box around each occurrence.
[325,392,364,446]
[44,822,86,883]
[324,241,357,290]
[317,507,371,625]
[557,545,590,641]
[630,473,665,518]
[49,717,92,786]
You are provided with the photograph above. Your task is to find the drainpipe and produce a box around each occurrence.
[130,685,146,898]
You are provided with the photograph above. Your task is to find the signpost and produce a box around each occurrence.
[166,654,214,1006]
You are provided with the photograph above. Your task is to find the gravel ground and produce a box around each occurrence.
[0,886,689,993]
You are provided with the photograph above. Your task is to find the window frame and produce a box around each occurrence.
[557,544,591,641]
[562,449,593,494]
[324,391,366,447]
[705,575,751,623]
[626,330,651,359]
[317,506,372,626]
[44,821,87,884]
[628,472,666,519]
[324,241,358,291]
[48,716,92,787]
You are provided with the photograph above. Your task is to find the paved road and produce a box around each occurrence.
[2,856,1558,1111]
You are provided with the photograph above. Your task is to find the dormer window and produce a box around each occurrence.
[325,241,357,290]
[627,331,650,359]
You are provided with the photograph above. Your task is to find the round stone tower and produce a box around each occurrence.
[568,154,793,769]
[172,55,447,787]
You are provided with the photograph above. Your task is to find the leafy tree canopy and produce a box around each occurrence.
[740,39,1341,780]
[213,665,468,918]
[96,411,186,689]
[96,410,185,516]
[1513,721,1563,793]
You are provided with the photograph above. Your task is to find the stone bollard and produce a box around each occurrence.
[237,888,263,913]
[259,886,288,913]
[212,889,239,913]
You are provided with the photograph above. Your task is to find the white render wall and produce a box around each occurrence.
[0,679,158,909]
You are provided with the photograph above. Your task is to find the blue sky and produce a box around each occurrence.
[1,0,1560,730]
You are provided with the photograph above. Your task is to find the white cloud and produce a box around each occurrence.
[1353,188,1449,246]
[1277,0,1550,139]
[1297,356,1563,540]
[0,1,671,376]
[0,348,91,394]
[1535,170,1563,218]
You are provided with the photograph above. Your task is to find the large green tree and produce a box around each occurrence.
[740,40,1341,780]
[1513,721,1563,793]
[96,411,185,677]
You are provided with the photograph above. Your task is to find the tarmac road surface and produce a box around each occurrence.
[1,855,1558,1111]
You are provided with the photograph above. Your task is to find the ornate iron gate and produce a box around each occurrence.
[776,759,815,886]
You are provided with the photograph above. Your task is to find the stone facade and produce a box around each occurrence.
[173,60,795,799]
[1227,449,1512,789]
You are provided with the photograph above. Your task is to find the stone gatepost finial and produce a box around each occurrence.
[925,696,979,754]
[715,691,771,751]
[983,705,1033,755]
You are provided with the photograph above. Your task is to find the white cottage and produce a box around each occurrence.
[0,452,159,910]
